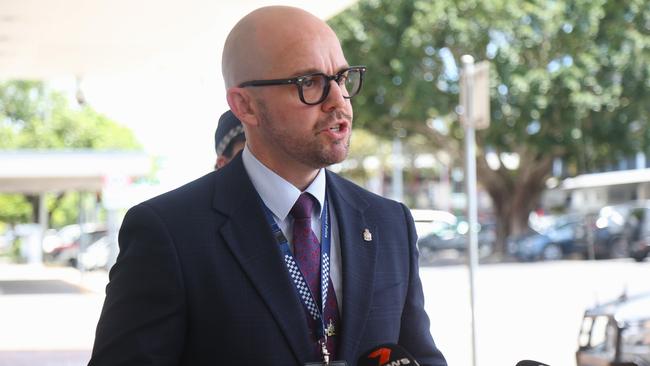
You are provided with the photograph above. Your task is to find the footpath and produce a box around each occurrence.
[0,262,108,366]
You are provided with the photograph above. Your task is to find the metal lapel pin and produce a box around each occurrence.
[362,228,372,242]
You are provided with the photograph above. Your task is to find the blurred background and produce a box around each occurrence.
[1,1,650,365]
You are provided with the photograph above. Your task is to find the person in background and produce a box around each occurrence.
[214,110,246,170]
[88,6,447,366]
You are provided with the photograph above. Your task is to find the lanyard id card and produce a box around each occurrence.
[303,338,347,366]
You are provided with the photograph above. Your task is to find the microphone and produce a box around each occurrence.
[357,343,420,366]
[516,360,550,366]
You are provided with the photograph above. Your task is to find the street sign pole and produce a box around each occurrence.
[461,54,479,366]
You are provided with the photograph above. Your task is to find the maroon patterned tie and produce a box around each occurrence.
[290,193,340,358]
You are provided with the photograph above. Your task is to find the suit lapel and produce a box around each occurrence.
[212,156,314,364]
[326,172,377,361]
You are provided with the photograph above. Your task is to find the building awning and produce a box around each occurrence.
[561,168,650,190]
[0,150,150,194]
[0,0,358,79]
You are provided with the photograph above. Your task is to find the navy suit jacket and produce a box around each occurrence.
[89,154,446,366]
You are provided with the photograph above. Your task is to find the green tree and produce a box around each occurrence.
[0,80,141,226]
[330,0,650,254]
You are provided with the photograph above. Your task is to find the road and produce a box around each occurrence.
[422,258,650,366]
[0,259,648,365]
[0,264,105,366]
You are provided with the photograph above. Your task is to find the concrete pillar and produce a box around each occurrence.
[27,192,48,265]
[637,184,644,201]
[106,209,120,270]
[636,152,646,170]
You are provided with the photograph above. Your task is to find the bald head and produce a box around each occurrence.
[221,6,355,189]
[222,6,343,88]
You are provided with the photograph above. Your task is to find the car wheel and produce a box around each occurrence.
[608,238,629,259]
[541,244,562,261]
[632,251,648,262]
[478,243,493,258]
[418,245,436,264]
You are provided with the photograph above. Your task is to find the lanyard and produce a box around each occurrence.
[261,192,331,340]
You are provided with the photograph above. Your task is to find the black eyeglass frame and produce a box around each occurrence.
[238,66,367,105]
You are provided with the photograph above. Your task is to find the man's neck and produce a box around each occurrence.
[246,144,319,191]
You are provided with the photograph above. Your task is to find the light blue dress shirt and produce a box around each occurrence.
[242,146,343,310]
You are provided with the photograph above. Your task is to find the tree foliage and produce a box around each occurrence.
[0,80,141,226]
[0,81,139,150]
[330,0,650,252]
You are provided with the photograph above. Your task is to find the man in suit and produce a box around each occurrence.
[214,110,245,170]
[89,6,447,366]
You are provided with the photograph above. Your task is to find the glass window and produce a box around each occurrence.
[590,316,609,349]
[579,317,594,347]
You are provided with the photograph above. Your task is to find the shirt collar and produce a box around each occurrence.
[242,145,326,221]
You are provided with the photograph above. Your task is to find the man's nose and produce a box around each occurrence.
[321,80,348,111]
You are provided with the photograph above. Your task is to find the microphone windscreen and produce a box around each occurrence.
[357,343,420,366]
[516,360,550,366]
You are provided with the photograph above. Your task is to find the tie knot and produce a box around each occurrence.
[290,193,315,220]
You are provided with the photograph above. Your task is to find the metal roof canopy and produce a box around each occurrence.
[0,150,150,194]
[0,1,359,267]
[561,168,650,190]
[0,1,357,193]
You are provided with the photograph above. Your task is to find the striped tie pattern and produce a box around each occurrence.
[290,193,340,358]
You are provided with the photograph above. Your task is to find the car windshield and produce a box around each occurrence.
[412,209,457,238]
[414,220,456,238]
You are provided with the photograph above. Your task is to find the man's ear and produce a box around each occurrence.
[216,156,228,169]
[227,88,258,127]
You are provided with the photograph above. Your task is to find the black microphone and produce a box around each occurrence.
[357,343,420,366]
[516,360,550,366]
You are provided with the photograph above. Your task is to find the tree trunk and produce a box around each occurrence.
[25,194,39,223]
[47,193,65,225]
[477,152,553,257]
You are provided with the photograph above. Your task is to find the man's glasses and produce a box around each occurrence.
[238,66,367,105]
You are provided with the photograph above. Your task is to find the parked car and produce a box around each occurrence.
[570,210,629,260]
[413,209,494,258]
[411,209,458,261]
[45,223,106,267]
[582,202,650,260]
[618,205,650,262]
[456,218,496,256]
[43,224,83,256]
[576,292,650,366]
[79,235,112,270]
[509,215,588,261]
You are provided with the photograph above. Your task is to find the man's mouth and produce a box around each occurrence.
[324,122,349,135]
[317,112,352,136]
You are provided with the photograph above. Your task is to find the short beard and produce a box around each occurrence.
[257,100,351,169]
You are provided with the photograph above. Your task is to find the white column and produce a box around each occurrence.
[28,192,48,265]
[636,152,646,170]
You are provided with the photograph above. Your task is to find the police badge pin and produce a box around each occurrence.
[362,228,372,242]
